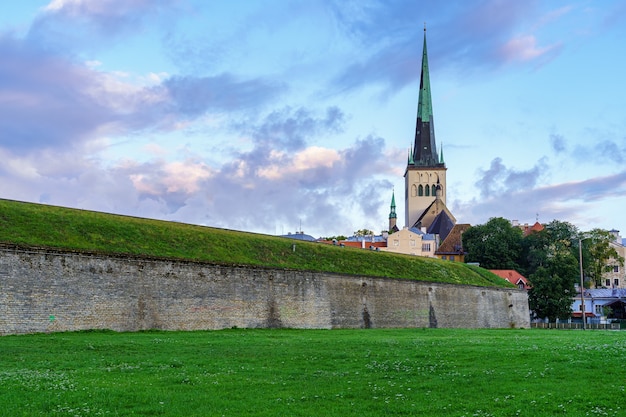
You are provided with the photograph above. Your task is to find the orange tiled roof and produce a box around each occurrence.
[490,269,531,289]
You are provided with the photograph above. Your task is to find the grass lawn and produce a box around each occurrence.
[0,329,624,416]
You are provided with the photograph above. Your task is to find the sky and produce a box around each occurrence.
[1,0,626,239]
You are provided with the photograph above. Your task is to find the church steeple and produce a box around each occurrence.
[404,26,448,230]
[411,26,441,167]
[388,189,398,233]
[389,190,397,220]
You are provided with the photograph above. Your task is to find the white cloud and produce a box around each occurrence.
[258,147,340,180]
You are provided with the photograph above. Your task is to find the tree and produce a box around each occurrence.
[583,228,625,288]
[528,257,578,322]
[353,229,374,237]
[320,235,348,241]
[523,220,580,322]
[463,217,523,270]
[521,220,580,276]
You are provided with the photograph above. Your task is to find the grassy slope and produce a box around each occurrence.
[0,199,511,287]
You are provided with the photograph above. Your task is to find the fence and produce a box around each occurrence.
[531,322,621,330]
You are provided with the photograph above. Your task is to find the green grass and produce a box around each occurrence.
[0,199,511,287]
[0,329,623,416]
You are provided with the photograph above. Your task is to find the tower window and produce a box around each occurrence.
[431,184,436,196]
[425,185,430,196]
[418,185,424,196]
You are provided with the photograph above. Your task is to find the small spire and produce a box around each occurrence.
[389,189,397,219]
[439,142,444,164]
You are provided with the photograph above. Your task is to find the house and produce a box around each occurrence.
[490,270,531,290]
[511,220,544,236]
[571,288,626,323]
[379,226,436,257]
[318,234,387,250]
[601,229,626,289]
[279,231,317,242]
[435,223,470,262]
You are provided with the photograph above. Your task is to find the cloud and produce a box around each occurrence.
[0,35,117,151]
[550,133,567,153]
[455,166,626,228]
[328,0,571,94]
[162,75,287,117]
[0,33,286,155]
[498,35,562,65]
[475,157,547,199]
[571,135,626,166]
[30,0,178,50]
[238,106,345,152]
[0,94,394,237]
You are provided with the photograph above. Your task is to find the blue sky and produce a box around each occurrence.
[1,0,625,238]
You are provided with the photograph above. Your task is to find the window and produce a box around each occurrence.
[410,239,416,247]
[614,266,620,273]
[411,184,417,197]
[393,240,399,246]
[441,256,446,260]
[595,305,604,314]
[418,185,424,196]
[614,278,620,287]
[431,184,436,196]
[449,255,455,262]
[425,185,430,196]
[606,279,611,287]
[422,243,431,252]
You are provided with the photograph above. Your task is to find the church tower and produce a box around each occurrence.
[404,27,446,228]
[388,190,398,233]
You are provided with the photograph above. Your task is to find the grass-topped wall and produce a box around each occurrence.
[0,199,511,287]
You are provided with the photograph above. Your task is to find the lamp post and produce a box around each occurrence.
[578,238,586,330]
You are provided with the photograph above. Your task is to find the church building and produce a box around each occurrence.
[384,27,465,261]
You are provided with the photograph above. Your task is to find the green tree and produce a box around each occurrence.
[583,228,625,288]
[353,229,374,237]
[527,257,578,322]
[523,220,580,322]
[321,235,348,241]
[463,217,523,270]
[521,220,580,276]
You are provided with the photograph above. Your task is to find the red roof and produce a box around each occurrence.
[571,312,595,318]
[490,270,531,290]
[521,221,544,236]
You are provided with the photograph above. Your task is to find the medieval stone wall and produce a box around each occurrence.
[0,245,530,335]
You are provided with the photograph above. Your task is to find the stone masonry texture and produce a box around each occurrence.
[0,245,530,335]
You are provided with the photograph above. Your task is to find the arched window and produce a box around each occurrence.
[411,184,417,197]
[425,185,430,196]
[418,185,424,196]
[432,184,436,196]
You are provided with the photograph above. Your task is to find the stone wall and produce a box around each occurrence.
[0,245,530,335]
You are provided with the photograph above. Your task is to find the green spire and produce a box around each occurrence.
[416,29,433,124]
[408,146,415,165]
[410,25,441,167]
[389,189,397,219]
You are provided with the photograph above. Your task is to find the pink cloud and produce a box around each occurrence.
[499,35,562,64]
